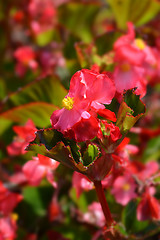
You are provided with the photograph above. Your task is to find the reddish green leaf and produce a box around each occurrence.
[0,102,58,128]
[27,128,113,181]
[116,90,146,133]
[1,76,67,112]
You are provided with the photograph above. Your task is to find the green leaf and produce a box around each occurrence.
[70,188,88,212]
[0,102,58,128]
[59,3,99,42]
[107,0,131,30]
[35,30,54,46]
[116,90,145,133]
[83,144,99,166]
[124,90,146,117]
[122,201,148,233]
[1,76,67,112]
[107,0,160,30]
[0,117,12,136]
[17,186,53,230]
[26,128,113,181]
[75,42,96,69]
[63,139,82,164]
[0,77,6,100]
[95,31,120,56]
[26,129,81,171]
[130,0,160,27]
[23,186,52,216]
[143,136,160,161]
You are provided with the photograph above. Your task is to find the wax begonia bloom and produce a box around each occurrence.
[48,197,61,222]
[129,160,159,182]
[23,154,59,187]
[14,46,36,65]
[114,22,135,49]
[14,46,38,76]
[7,120,37,156]
[72,172,93,198]
[102,121,122,143]
[0,182,23,215]
[9,171,27,186]
[113,22,156,98]
[111,174,137,206]
[113,64,147,97]
[80,202,105,227]
[71,115,100,142]
[0,216,17,240]
[111,137,138,166]
[137,189,160,221]
[28,0,56,35]
[51,69,115,140]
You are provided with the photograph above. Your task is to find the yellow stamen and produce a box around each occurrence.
[122,183,130,191]
[62,96,74,110]
[11,213,19,221]
[120,63,131,72]
[135,38,145,50]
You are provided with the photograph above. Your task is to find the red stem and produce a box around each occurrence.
[94,180,114,227]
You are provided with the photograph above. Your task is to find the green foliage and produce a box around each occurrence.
[0,76,67,131]
[35,30,55,46]
[83,144,99,166]
[27,128,113,181]
[117,90,146,133]
[59,2,100,42]
[122,201,148,233]
[143,136,160,161]
[23,186,53,217]
[0,102,58,128]
[107,0,160,29]
[122,200,160,239]
[1,76,67,111]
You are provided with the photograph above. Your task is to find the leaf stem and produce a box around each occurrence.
[94,180,115,227]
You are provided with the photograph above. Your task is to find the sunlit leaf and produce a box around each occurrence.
[107,0,160,29]
[116,90,146,133]
[1,76,67,112]
[122,201,148,233]
[143,136,160,161]
[0,102,58,128]
[59,2,100,42]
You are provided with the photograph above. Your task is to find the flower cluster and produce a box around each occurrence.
[113,22,160,98]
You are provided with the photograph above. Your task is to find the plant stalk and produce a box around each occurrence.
[94,180,114,227]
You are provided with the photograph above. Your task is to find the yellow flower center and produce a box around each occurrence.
[122,183,130,191]
[120,63,131,72]
[134,38,145,50]
[11,213,19,221]
[62,96,74,110]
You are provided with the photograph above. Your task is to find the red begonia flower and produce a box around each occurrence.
[0,182,22,215]
[0,215,17,240]
[23,154,59,187]
[51,69,115,141]
[80,202,105,227]
[72,172,93,198]
[111,173,137,206]
[113,22,157,98]
[14,46,38,76]
[28,0,56,35]
[137,189,160,221]
[7,120,37,156]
